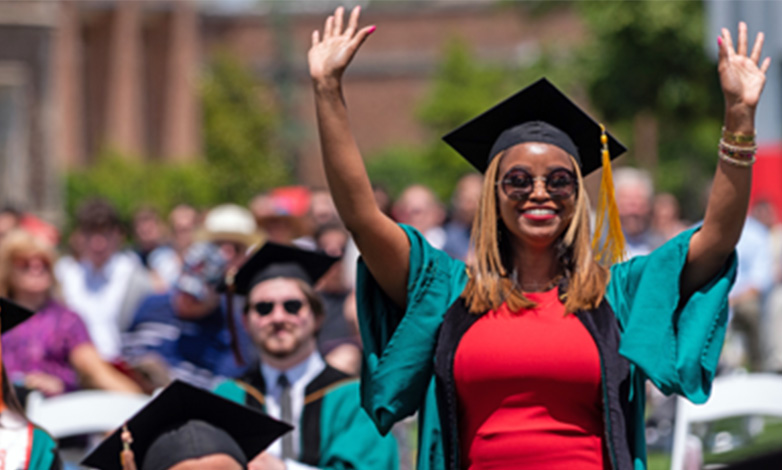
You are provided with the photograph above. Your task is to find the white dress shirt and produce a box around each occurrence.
[261,351,325,470]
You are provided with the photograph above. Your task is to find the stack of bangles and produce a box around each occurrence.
[719,127,756,167]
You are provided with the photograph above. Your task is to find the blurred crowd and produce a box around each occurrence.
[1,169,781,463]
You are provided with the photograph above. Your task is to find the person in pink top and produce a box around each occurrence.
[0,229,140,396]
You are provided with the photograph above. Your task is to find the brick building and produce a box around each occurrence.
[0,0,586,220]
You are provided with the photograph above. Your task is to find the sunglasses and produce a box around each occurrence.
[498,168,577,201]
[12,256,51,273]
[253,299,305,316]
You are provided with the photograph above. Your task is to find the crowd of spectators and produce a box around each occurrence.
[610,167,782,453]
[0,185,406,399]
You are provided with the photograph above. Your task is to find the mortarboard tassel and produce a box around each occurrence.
[591,124,626,265]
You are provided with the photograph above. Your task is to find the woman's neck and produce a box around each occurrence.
[511,243,561,292]
[12,291,49,312]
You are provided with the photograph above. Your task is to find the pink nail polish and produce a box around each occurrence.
[367,25,377,34]
[718,36,723,46]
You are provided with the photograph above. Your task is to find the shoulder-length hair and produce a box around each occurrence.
[0,229,59,299]
[2,365,27,417]
[461,152,609,314]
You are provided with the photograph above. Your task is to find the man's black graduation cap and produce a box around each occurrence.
[223,242,340,295]
[442,77,626,175]
[218,242,339,366]
[81,380,292,470]
[1,297,35,334]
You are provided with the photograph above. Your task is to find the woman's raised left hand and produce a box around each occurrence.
[718,21,771,111]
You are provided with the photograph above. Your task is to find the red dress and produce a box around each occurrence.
[453,287,607,469]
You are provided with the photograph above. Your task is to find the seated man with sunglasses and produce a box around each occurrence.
[214,242,398,470]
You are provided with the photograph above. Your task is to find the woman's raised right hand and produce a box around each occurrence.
[308,6,375,89]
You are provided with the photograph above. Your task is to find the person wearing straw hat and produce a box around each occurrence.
[200,204,264,272]
[308,6,769,470]
[214,242,398,470]
[1,298,61,469]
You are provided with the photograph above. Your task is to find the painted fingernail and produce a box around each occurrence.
[718,36,723,46]
[367,25,377,34]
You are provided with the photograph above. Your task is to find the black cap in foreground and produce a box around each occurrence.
[442,77,626,175]
[1,297,35,334]
[223,242,339,295]
[81,380,292,470]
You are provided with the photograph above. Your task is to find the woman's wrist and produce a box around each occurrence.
[723,105,756,135]
[718,114,758,168]
[312,76,343,95]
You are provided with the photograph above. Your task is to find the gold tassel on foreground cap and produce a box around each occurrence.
[591,124,626,265]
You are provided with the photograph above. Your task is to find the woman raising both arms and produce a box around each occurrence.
[309,6,768,470]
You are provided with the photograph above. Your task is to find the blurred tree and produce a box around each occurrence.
[201,52,292,203]
[65,150,217,232]
[577,0,722,216]
[367,39,507,201]
[367,36,573,202]
[65,52,290,233]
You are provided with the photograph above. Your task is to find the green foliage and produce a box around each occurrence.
[416,38,515,136]
[367,38,575,202]
[656,116,722,216]
[577,0,722,218]
[65,52,290,229]
[367,39,502,201]
[65,150,218,229]
[365,146,433,198]
[579,1,720,120]
[201,52,292,203]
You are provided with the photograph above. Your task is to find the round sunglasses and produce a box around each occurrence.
[253,299,305,316]
[498,167,577,201]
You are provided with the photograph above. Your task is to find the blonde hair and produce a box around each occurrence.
[462,152,609,314]
[0,229,58,299]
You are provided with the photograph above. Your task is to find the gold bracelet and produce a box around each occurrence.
[719,149,756,167]
[722,127,756,145]
[719,138,757,155]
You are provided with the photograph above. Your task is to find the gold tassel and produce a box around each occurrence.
[591,124,626,265]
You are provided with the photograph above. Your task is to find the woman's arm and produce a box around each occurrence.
[69,344,142,393]
[309,6,411,308]
[682,22,770,299]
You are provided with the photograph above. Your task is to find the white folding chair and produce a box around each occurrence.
[26,389,151,438]
[670,373,782,470]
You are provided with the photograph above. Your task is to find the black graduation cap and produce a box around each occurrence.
[224,242,340,296]
[1,297,35,334]
[81,380,292,470]
[442,77,626,175]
